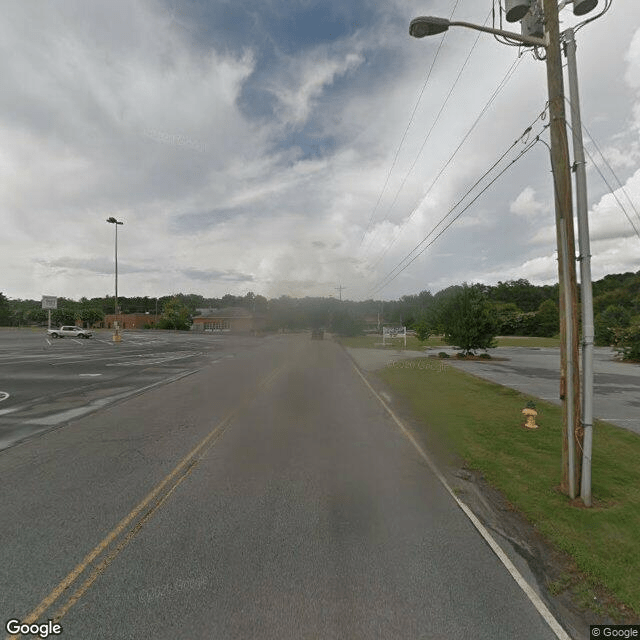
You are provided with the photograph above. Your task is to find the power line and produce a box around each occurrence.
[366,55,526,272]
[367,121,548,296]
[362,10,492,256]
[359,0,462,246]
[362,11,492,260]
[578,137,640,240]
[367,106,548,295]
[574,117,640,228]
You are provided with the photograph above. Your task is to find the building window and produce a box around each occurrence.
[204,320,230,331]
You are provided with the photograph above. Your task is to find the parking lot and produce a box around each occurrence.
[0,328,256,451]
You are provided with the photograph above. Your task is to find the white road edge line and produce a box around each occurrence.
[352,365,572,640]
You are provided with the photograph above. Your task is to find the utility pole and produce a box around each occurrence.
[335,284,346,301]
[564,26,594,507]
[408,0,606,505]
[542,0,582,498]
[106,217,124,342]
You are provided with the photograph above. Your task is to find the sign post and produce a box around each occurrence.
[41,296,57,330]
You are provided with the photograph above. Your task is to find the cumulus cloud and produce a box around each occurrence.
[510,187,547,217]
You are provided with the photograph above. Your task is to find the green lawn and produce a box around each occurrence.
[377,358,640,616]
[337,334,560,350]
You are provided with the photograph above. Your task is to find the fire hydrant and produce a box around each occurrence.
[522,403,538,430]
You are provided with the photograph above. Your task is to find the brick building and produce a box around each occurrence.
[101,313,160,330]
[191,307,266,334]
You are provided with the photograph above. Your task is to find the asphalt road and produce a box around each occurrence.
[1,331,567,639]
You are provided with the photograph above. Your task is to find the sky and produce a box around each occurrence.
[1,0,638,302]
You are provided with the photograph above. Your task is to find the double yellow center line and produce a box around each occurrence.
[7,362,286,639]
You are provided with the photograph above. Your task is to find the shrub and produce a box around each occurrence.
[438,352,450,359]
[613,320,640,361]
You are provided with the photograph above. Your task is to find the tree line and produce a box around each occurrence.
[1,270,638,358]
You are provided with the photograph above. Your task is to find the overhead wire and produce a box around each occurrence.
[368,132,546,296]
[564,119,640,240]
[575,116,640,228]
[366,55,526,272]
[359,0,463,246]
[367,113,549,296]
[361,12,491,259]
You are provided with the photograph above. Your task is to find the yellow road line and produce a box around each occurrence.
[7,363,286,638]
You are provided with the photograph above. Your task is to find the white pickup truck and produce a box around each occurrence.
[47,326,93,339]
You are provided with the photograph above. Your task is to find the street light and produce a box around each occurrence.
[410,3,590,502]
[409,16,547,46]
[106,216,124,342]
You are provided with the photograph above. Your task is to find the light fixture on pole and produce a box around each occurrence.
[409,0,602,503]
[106,216,124,342]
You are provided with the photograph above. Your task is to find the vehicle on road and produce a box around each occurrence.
[47,326,93,339]
[311,328,324,340]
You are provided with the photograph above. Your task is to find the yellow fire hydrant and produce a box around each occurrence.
[522,406,538,429]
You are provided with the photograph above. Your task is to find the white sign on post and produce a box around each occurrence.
[42,296,57,331]
[382,326,407,347]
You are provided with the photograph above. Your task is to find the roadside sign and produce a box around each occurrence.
[383,325,407,347]
[42,296,57,310]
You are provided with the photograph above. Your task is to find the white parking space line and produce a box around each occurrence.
[105,352,202,367]
[23,368,201,426]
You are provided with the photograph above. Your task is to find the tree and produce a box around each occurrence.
[442,284,497,355]
[594,304,631,346]
[413,319,432,342]
[0,293,11,326]
[158,297,192,330]
[534,299,559,337]
[330,310,364,337]
[79,307,105,328]
[613,318,640,361]
[52,306,79,326]
[491,302,522,335]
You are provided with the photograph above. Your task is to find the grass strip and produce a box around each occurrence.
[377,358,640,615]
[338,335,560,350]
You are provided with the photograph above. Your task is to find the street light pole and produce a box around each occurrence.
[542,0,582,499]
[106,217,124,342]
[564,26,595,507]
[409,0,588,500]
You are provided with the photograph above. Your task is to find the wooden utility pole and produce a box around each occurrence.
[542,0,582,497]
[335,284,346,302]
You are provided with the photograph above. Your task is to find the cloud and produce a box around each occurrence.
[1,1,638,302]
[182,268,255,283]
[510,187,547,217]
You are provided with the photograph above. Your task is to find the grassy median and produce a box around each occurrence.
[376,357,640,617]
[338,335,561,350]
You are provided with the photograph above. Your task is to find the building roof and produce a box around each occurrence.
[194,307,255,319]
